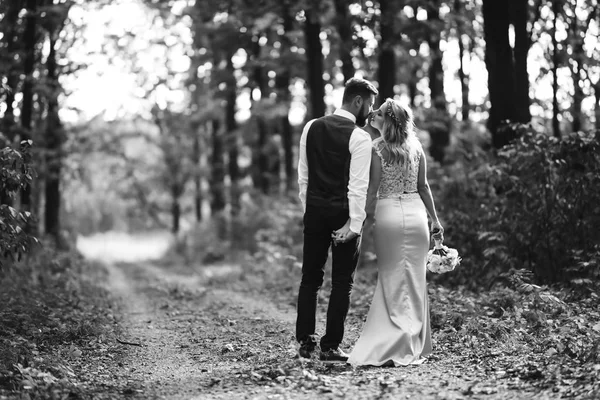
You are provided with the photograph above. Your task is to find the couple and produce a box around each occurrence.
[296,77,444,366]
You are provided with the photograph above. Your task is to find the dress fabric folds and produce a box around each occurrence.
[348,146,432,367]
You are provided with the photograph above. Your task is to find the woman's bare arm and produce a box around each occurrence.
[417,147,443,237]
[365,148,382,218]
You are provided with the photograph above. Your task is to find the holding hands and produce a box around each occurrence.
[332,219,358,245]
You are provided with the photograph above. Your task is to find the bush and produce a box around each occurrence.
[432,125,600,287]
[167,192,304,265]
[0,142,38,271]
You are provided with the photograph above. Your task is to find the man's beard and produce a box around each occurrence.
[356,110,368,127]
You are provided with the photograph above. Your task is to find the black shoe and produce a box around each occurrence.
[298,343,315,359]
[319,348,349,362]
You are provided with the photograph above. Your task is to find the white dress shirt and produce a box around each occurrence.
[298,109,372,234]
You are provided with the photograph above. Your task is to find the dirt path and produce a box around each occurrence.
[74,230,568,399]
[89,255,560,400]
[101,259,299,399]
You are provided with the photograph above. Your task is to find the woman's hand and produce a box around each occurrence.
[332,219,356,244]
[431,220,444,241]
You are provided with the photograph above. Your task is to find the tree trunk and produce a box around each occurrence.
[278,5,295,193]
[225,56,240,214]
[458,35,469,121]
[566,2,596,133]
[551,0,561,138]
[20,0,38,210]
[1,0,22,145]
[408,66,418,107]
[333,0,354,83]
[426,0,450,162]
[171,185,180,234]
[427,2,445,111]
[209,118,226,213]
[483,0,518,148]
[377,0,395,102]
[257,117,270,194]
[509,0,531,124]
[44,28,62,241]
[281,115,294,193]
[593,79,600,131]
[304,8,326,119]
[0,0,22,205]
[455,0,470,122]
[193,129,202,222]
[570,42,584,133]
[250,35,270,194]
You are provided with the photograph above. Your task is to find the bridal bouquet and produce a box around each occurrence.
[427,239,461,274]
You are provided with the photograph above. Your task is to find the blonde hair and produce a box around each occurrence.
[373,98,420,171]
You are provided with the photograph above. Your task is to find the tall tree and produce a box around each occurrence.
[249,33,271,194]
[454,0,471,121]
[551,0,562,137]
[304,4,326,119]
[482,0,531,148]
[189,0,230,215]
[425,0,450,162]
[192,123,203,222]
[0,0,23,205]
[510,0,532,124]
[377,0,395,102]
[333,0,355,83]
[187,57,207,223]
[0,0,23,146]
[275,1,299,193]
[42,0,70,241]
[225,54,240,214]
[151,107,195,234]
[20,0,39,211]
[209,118,226,212]
[565,1,597,132]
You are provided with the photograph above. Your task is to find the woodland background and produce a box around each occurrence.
[2,0,600,285]
[1,0,600,398]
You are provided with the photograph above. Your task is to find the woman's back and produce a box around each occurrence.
[374,141,421,199]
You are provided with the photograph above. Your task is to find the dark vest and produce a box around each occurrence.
[306,114,356,209]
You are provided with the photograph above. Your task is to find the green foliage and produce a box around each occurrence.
[166,192,303,266]
[433,125,600,287]
[0,246,116,397]
[0,143,38,270]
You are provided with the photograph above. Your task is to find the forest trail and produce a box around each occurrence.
[77,232,561,400]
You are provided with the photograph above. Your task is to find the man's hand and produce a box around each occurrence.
[332,219,358,245]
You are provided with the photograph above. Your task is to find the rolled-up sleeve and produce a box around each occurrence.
[348,129,372,233]
[297,119,315,212]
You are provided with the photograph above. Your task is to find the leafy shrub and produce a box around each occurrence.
[169,192,304,265]
[0,142,38,271]
[432,125,600,287]
[0,245,115,396]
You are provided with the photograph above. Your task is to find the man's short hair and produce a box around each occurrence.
[342,77,379,104]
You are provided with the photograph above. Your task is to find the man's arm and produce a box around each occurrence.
[297,120,315,212]
[347,129,372,234]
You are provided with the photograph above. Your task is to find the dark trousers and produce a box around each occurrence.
[296,204,361,351]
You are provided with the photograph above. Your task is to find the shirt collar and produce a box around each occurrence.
[333,108,356,123]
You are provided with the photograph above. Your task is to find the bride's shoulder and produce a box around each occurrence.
[371,139,386,159]
[409,135,422,148]
[372,138,385,151]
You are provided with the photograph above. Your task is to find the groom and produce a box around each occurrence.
[296,77,378,362]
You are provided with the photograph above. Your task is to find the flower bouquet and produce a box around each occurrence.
[426,239,461,274]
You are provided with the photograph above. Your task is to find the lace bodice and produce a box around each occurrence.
[374,143,421,199]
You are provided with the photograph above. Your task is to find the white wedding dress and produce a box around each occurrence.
[348,143,432,366]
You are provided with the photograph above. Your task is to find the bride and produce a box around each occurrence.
[338,98,444,366]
